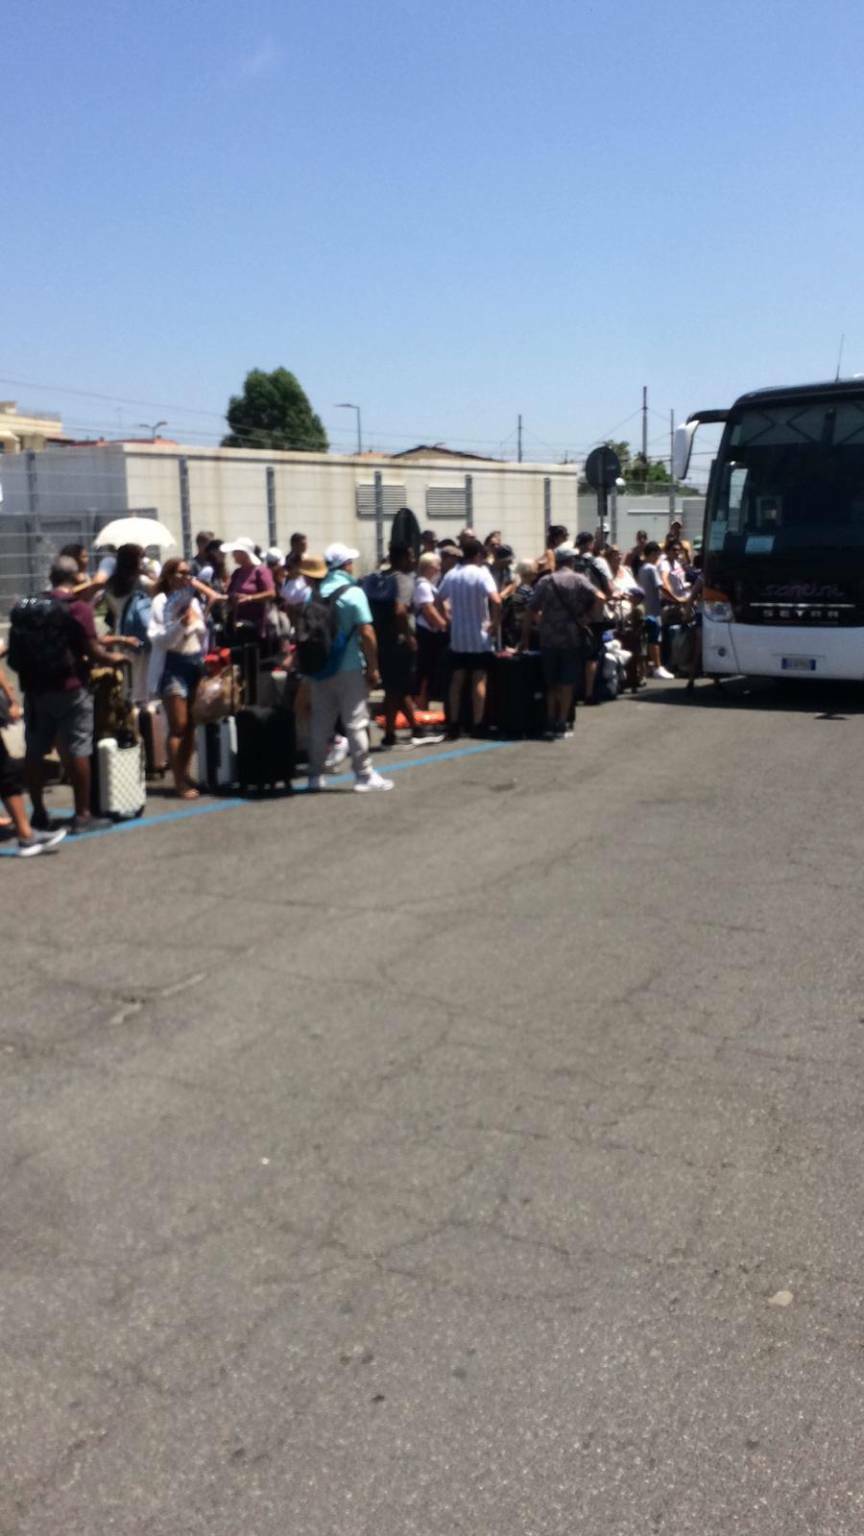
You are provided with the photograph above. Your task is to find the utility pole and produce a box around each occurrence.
[669,408,676,518]
[641,385,648,467]
[517,414,523,463]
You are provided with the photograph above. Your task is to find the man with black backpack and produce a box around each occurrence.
[365,543,444,749]
[573,531,614,703]
[8,556,130,834]
[523,546,597,739]
[298,545,394,794]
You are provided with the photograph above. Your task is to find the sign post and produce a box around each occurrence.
[583,445,622,544]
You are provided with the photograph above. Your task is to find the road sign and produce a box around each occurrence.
[584,445,621,491]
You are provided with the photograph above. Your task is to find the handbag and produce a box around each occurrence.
[191,666,240,724]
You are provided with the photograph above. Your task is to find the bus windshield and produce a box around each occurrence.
[708,399,864,555]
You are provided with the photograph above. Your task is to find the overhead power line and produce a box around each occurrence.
[2,373,687,462]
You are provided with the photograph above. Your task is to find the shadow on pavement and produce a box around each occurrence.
[626,676,864,720]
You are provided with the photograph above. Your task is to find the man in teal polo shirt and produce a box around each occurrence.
[307,544,394,794]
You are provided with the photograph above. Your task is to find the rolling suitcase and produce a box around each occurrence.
[235,705,296,794]
[137,700,169,778]
[669,624,696,676]
[256,667,291,710]
[485,652,546,738]
[94,738,146,820]
[196,717,238,792]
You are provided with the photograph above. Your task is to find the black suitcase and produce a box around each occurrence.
[235,705,296,794]
[484,653,547,738]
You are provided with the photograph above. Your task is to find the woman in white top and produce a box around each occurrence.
[147,558,208,799]
[603,544,641,613]
[413,552,449,710]
[658,540,691,603]
[604,544,645,691]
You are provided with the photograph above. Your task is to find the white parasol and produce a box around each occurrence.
[95,516,176,550]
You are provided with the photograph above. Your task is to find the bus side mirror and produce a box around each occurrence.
[672,423,697,480]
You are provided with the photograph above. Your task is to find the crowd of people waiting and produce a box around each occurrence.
[0,517,702,853]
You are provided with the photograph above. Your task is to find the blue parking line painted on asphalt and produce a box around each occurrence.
[0,739,517,855]
[296,738,515,790]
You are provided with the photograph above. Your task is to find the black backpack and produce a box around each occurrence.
[7,596,77,690]
[294,584,357,677]
[572,555,609,596]
[361,570,398,628]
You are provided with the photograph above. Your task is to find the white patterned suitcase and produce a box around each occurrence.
[95,738,146,820]
[195,717,238,791]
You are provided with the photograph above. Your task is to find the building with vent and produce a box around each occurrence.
[0,402,65,454]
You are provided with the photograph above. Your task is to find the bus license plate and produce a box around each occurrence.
[781,657,817,672]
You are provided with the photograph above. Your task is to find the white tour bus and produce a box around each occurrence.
[675,381,864,680]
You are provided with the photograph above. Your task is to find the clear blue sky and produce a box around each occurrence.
[4,0,863,467]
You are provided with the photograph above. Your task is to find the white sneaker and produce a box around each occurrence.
[354,770,394,793]
[324,735,349,772]
[307,775,326,792]
[651,666,675,680]
[16,828,67,857]
[411,733,445,747]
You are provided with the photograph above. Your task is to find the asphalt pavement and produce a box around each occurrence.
[3,676,864,1535]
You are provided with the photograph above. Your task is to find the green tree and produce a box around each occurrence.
[627,450,672,488]
[222,368,329,451]
[606,440,632,474]
[579,440,673,490]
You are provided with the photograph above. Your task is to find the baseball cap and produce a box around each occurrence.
[325,542,360,568]
[265,545,284,565]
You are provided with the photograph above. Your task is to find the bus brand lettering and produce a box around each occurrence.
[762,583,845,601]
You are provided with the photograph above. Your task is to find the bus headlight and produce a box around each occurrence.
[705,599,733,622]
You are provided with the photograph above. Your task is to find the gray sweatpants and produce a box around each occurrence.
[308,668,372,780]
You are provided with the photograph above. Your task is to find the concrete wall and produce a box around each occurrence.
[583,493,707,549]
[18,445,583,570]
[0,446,707,594]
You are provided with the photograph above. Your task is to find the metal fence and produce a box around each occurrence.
[0,508,159,623]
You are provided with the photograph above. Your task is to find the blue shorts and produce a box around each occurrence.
[643,616,662,645]
[160,652,204,700]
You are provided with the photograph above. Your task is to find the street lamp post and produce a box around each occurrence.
[335,402,362,455]
[137,420,167,441]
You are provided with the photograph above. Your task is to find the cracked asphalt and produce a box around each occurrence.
[3,676,864,1535]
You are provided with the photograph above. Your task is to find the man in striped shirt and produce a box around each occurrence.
[438,535,502,738]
